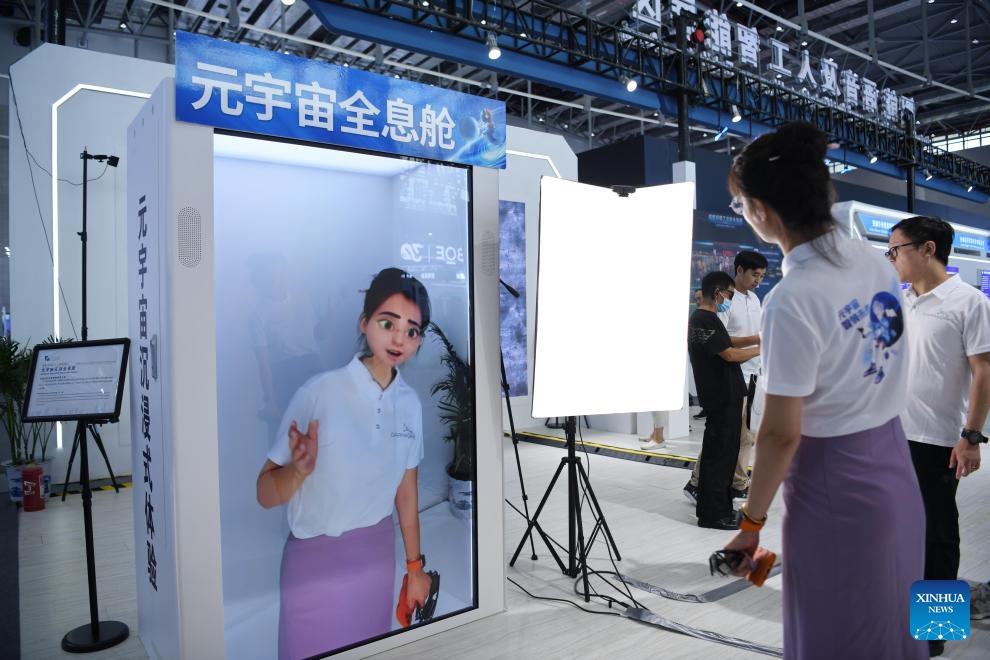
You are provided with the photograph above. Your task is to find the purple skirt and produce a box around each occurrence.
[781,416,926,660]
[278,516,395,660]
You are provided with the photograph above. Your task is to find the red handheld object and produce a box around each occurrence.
[396,574,413,627]
[747,547,777,587]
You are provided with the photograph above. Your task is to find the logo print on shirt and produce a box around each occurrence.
[844,290,904,385]
[688,328,718,344]
[392,424,416,440]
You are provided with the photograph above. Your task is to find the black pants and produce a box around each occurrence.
[908,440,960,581]
[697,396,743,522]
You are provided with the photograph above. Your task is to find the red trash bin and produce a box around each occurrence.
[22,465,45,512]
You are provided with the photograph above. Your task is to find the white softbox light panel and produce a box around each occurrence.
[532,178,694,418]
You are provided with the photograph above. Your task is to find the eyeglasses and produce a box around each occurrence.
[884,241,923,260]
[729,197,745,214]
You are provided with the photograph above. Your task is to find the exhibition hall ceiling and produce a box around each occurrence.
[2,0,989,151]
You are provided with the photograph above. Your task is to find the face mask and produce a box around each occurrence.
[716,295,732,314]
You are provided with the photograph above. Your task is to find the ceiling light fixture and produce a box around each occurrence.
[281,0,296,5]
[950,18,958,24]
[967,184,974,192]
[621,75,637,92]
[924,169,933,181]
[730,104,742,123]
[486,32,501,60]
[868,152,878,164]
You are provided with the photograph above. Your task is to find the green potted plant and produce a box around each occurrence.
[428,322,474,519]
[0,336,32,502]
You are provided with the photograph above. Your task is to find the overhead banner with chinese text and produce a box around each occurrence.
[175,31,506,169]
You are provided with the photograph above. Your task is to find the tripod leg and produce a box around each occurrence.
[87,427,121,493]
[577,461,622,560]
[572,465,592,602]
[501,349,537,560]
[509,460,567,573]
[60,429,80,502]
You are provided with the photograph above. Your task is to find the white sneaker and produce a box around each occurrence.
[638,438,665,450]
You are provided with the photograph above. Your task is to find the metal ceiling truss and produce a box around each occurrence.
[310,0,989,196]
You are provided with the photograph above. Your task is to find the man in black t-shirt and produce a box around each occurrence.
[689,271,760,529]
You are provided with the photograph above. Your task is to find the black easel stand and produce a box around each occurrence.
[509,415,621,601]
[58,149,122,502]
[498,279,537,560]
[60,148,128,652]
[60,425,120,501]
[61,418,129,652]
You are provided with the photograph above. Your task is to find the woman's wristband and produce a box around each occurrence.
[739,503,767,532]
[406,554,425,573]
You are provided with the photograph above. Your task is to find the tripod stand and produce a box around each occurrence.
[58,149,129,652]
[498,278,536,560]
[509,415,621,601]
[59,149,122,501]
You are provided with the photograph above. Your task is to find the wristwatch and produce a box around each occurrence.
[406,554,426,572]
[962,428,988,445]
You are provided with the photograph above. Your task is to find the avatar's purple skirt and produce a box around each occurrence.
[781,416,926,660]
[278,516,395,660]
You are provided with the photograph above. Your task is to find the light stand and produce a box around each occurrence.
[498,278,536,560]
[61,149,129,653]
[60,151,122,501]
[509,415,621,601]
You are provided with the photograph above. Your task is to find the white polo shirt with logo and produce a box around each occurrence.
[760,233,909,438]
[268,355,424,538]
[901,275,990,447]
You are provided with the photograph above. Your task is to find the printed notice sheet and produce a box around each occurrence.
[24,341,128,421]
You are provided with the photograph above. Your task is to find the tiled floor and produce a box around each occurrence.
[17,414,990,659]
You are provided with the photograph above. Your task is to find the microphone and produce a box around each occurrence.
[499,278,520,298]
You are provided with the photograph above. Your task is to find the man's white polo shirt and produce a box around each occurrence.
[720,287,763,380]
[902,275,990,447]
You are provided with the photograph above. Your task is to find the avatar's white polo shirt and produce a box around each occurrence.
[268,355,424,538]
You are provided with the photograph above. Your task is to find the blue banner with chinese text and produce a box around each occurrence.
[175,31,506,169]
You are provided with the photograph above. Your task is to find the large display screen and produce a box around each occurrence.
[499,200,528,397]
[690,210,784,303]
[981,270,990,299]
[212,133,476,659]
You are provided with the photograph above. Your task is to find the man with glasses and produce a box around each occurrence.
[887,216,990,658]
[684,250,766,504]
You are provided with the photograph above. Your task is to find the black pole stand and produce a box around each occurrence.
[498,279,537,560]
[60,150,121,501]
[509,415,621,601]
[62,419,129,652]
[61,148,128,653]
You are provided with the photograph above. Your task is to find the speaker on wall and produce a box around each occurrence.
[177,206,202,268]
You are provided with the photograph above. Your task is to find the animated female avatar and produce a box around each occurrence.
[861,290,904,384]
[256,267,433,660]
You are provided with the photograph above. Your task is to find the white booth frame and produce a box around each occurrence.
[127,79,504,660]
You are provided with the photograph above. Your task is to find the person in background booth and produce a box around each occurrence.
[689,271,759,529]
[721,122,925,660]
[886,215,990,657]
[256,267,433,660]
[684,251,765,504]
